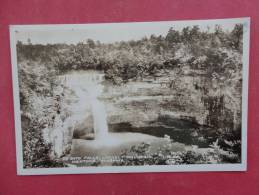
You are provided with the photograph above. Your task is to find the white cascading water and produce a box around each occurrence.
[46,71,109,157]
[65,71,109,140]
[85,73,109,140]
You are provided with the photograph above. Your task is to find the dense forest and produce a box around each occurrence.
[17,24,244,167]
[17,24,243,84]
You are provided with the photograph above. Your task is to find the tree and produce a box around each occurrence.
[231,24,243,51]
[27,38,32,45]
[181,27,191,43]
[87,39,96,49]
[166,27,181,44]
[189,25,201,41]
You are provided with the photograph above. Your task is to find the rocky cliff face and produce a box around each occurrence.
[103,72,207,128]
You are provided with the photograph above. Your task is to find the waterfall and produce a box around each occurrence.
[63,71,109,140]
[48,71,109,157]
[84,73,109,140]
[91,96,109,139]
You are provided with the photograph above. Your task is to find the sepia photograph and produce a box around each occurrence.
[10,18,250,175]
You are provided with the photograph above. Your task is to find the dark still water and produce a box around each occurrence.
[109,115,216,148]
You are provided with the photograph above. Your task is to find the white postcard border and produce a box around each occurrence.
[10,17,250,175]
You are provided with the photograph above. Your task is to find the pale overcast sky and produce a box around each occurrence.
[14,19,246,45]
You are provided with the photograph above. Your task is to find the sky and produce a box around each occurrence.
[13,18,247,45]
